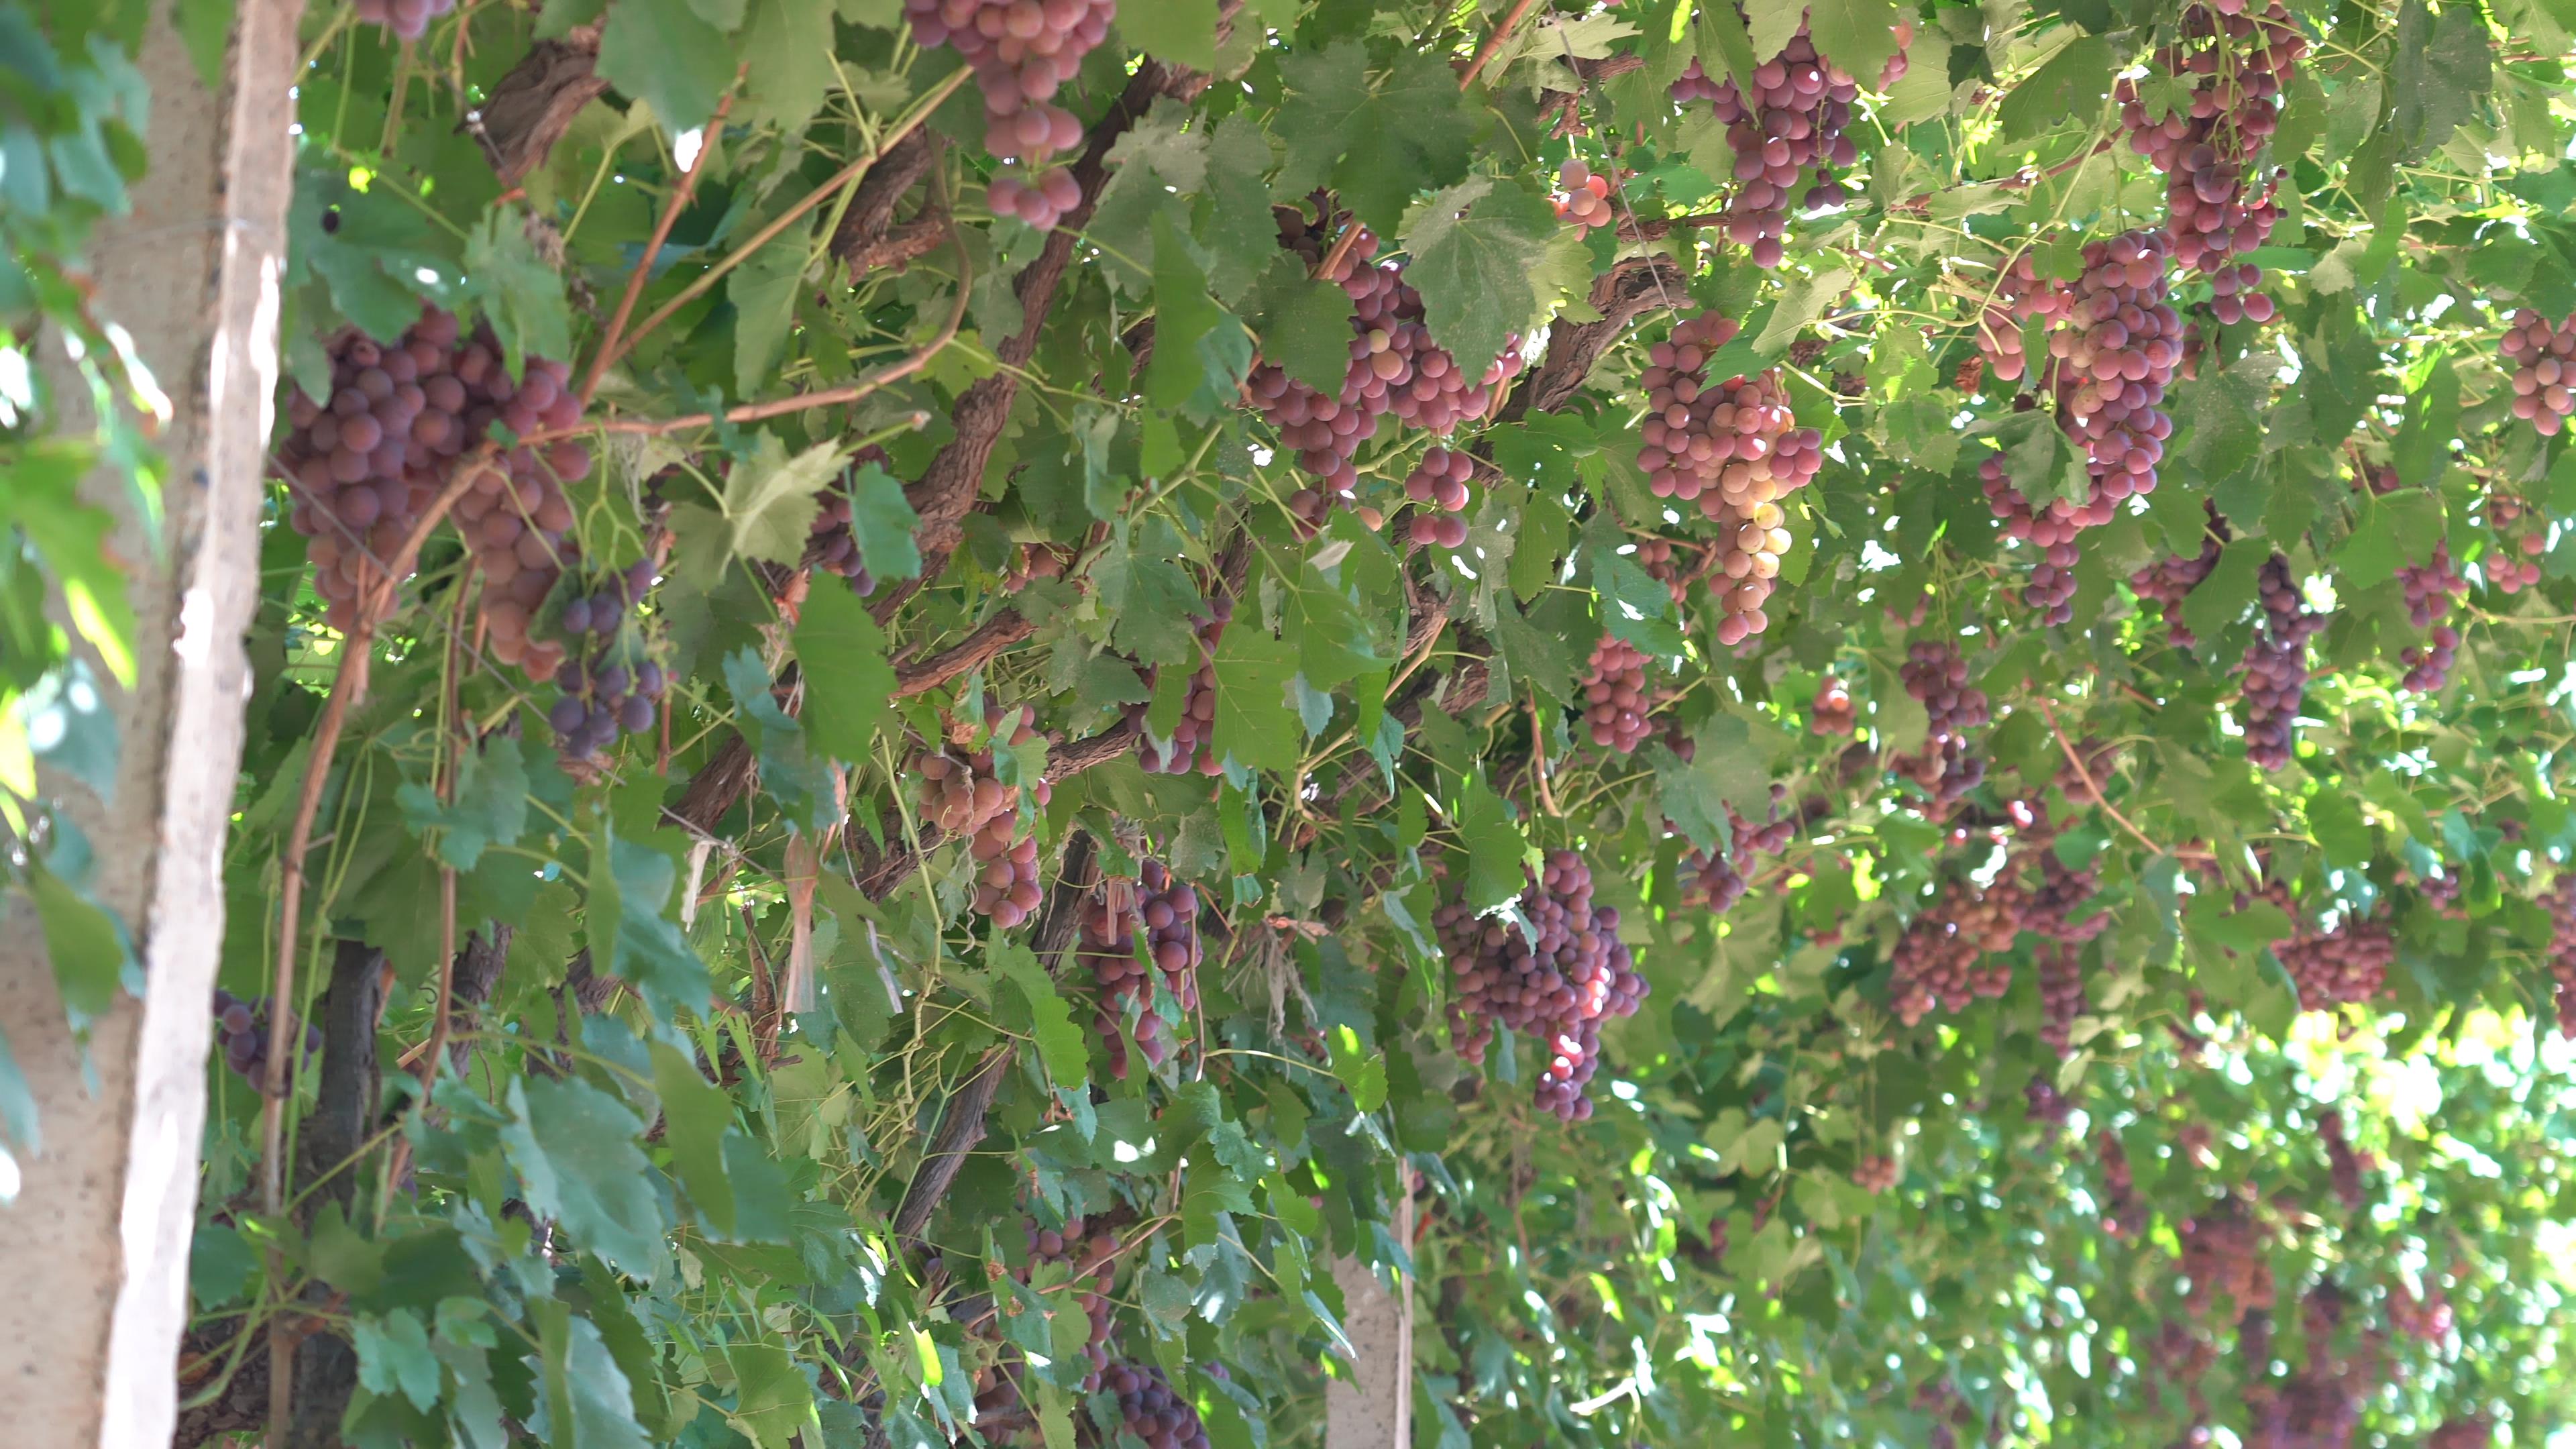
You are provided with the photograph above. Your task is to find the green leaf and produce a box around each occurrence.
[2182,538,2269,647]
[2388,0,2492,159]
[502,1077,667,1278]
[793,582,898,765]
[596,0,739,136]
[724,433,849,566]
[1147,213,1244,411]
[397,735,531,871]
[729,218,808,396]
[727,1340,818,1449]
[651,1040,738,1235]
[845,463,923,580]
[1996,36,2113,143]
[1455,773,1530,912]
[1120,0,1218,68]
[991,934,1087,1088]
[463,210,573,379]
[1399,176,1559,377]
[1252,256,1357,396]
[1806,0,1899,82]
[533,1307,654,1449]
[1195,115,1279,307]
[1098,518,1205,669]
[1273,42,1479,236]
[1212,625,1303,773]
[29,857,131,1021]
[601,832,713,1017]
[738,0,837,133]
[353,1309,444,1413]
[1326,1022,1387,1112]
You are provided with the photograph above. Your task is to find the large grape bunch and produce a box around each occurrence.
[543,558,665,764]
[354,0,458,40]
[211,989,319,1093]
[1887,880,2019,1026]
[902,0,1116,232]
[2502,308,2576,437]
[969,1214,1120,1428]
[1132,598,1230,776]
[2271,912,2393,1006]
[2396,541,2468,692]
[2116,0,2306,318]
[1432,851,1648,1122]
[1673,21,1909,267]
[1092,1362,1209,1449]
[1633,310,1822,643]
[1579,635,1655,753]
[1896,641,1990,810]
[1970,251,2072,386]
[2550,877,2576,1036]
[1079,860,1201,1079]
[2129,503,2231,646]
[2239,553,2322,771]
[916,706,1052,926]
[2179,1197,2274,1322]
[276,305,590,674]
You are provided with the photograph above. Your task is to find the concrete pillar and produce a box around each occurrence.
[1327,1179,1415,1448]
[0,3,301,1446]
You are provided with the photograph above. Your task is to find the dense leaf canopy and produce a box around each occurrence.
[11,0,2576,1444]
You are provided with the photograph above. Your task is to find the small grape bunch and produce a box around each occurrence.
[2397,541,2469,692]
[2129,504,2231,646]
[2237,553,2321,771]
[544,558,667,764]
[901,0,1116,232]
[1809,674,1856,735]
[1633,537,1690,604]
[1101,1362,1211,1449]
[1552,157,1617,236]
[1851,1155,1900,1194]
[2270,912,2393,1006]
[2485,494,2546,593]
[1079,859,1202,1078]
[920,705,1053,928]
[2502,309,2576,436]
[354,0,458,41]
[1580,635,1654,753]
[2037,943,2086,1058]
[1677,789,1795,916]
[1403,446,1474,548]
[212,989,320,1093]
[802,457,894,596]
[1971,251,2071,386]
[1134,600,1231,776]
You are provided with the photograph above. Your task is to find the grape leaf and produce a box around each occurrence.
[1808,0,1899,89]
[729,218,807,396]
[1119,0,1218,69]
[739,0,837,133]
[2389,0,2493,159]
[650,1040,738,1235]
[991,934,1088,1088]
[1455,773,1532,912]
[532,1309,655,1449]
[846,462,923,580]
[724,433,848,566]
[596,0,739,136]
[1400,176,1558,378]
[1273,42,1479,236]
[1995,36,2113,143]
[1195,115,1279,307]
[1212,625,1303,773]
[792,582,897,767]
[502,1077,667,1278]
[396,733,531,871]
[727,1340,819,1449]
[1097,518,1205,669]
[1252,256,1356,397]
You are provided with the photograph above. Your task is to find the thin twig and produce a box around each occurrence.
[2035,699,2165,859]
[578,78,743,405]
[1458,0,1542,91]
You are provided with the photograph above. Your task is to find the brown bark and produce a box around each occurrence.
[474,29,610,186]
[1502,254,1689,421]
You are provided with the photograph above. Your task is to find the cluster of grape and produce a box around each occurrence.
[1133,600,1230,776]
[901,0,1114,231]
[2415,869,2465,920]
[2428,1421,2494,1449]
[916,706,1052,926]
[2022,851,2110,946]
[2501,308,2576,436]
[2025,1077,2073,1133]
[2129,504,2231,646]
[1432,851,1648,1122]
[1896,641,1990,810]
[1079,860,1201,1079]
[353,0,457,41]
[1632,537,1690,604]
[212,989,319,1093]
[1887,881,2019,1026]
[1970,251,2072,386]
[276,306,588,663]
[1676,787,1796,915]
[2176,1120,2216,1169]
[1808,674,1855,735]
[2053,736,2120,805]
[1552,158,1617,236]
[2238,553,2322,770]
[1850,1155,1900,1194]
[1676,26,1904,266]
[1632,311,1822,643]
[1100,1363,1210,1449]
[2180,1197,2274,1322]
[2484,494,2546,592]
[965,1214,1121,1430]
[1403,446,1475,548]
[2270,912,2393,1006]
[544,558,665,763]
[802,453,894,596]
[2396,542,2468,692]
[1580,636,1655,753]
[2035,943,2086,1057]
[2116,1,2304,317]
[2245,1287,2369,1449]
[2546,876,2576,1036]
[2096,1130,2145,1237]
[2389,1281,2455,1344]
[1027,1215,1117,1382]
[2317,1108,2371,1212]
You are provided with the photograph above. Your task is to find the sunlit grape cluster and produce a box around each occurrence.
[1134,599,1230,776]
[1896,641,1989,811]
[2484,494,2546,592]
[2503,309,2576,436]
[1552,157,1617,235]
[2129,504,2231,647]
[1633,537,1690,604]
[902,0,1115,231]
[1851,1155,1900,1194]
[1888,881,2019,1026]
[1809,674,1855,735]
[2179,1196,2273,1322]
[1403,445,1475,549]
[211,989,319,1094]
[1101,1362,1210,1449]
[2271,912,2392,1006]
[1079,859,1201,1079]
[354,0,457,42]
[917,706,1051,927]
[2117,1,2305,317]
[2239,553,2322,771]
[1971,252,2071,386]
[1580,635,1654,753]
[1634,311,1821,643]
[1434,851,1648,1122]
[1683,26,1886,266]
[2396,541,2467,692]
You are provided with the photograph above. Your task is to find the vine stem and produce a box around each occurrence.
[1458,0,1542,91]
[2035,698,2169,859]
[578,78,744,406]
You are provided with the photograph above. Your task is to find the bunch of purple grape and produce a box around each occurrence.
[2036,943,2085,1057]
[1896,641,1990,810]
[2502,308,2576,437]
[2270,912,2393,1006]
[1079,859,1201,1079]
[1970,250,2072,386]
[1133,600,1230,777]
[1677,788,1795,915]
[353,0,457,42]
[1684,25,1882,267]
[2178,1196,2274,1322]
[212,989,319,1094]
[1432,851,1648,1122]
[1403,446,1474,548]
[1580,635,1654,753]
[1099,1362,1210,1449]
[917,706,1053,926]
[1887,881,2019,1026]
[545,558,665,763]
[2397,541,2468,692]
[901,0,1116,231]
[2237,553,2321,771]
[2116,1,2304,317]
[2129,505,2231,647]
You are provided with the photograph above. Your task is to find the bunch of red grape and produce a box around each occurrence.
[2096,1130,2145,1237]
[1633,537,1690,603]
[968,1214,1121,1428]
[1580,636,1654,753]
[2546,876,2576,1035]
[277,306,588,669]
[1851,1155,1900,1194]
[1970,251,2072,386]
[2396,542,2467,692]
[211,989,319,1093]
[2427,1421,2493,1449]
[2244,1287,2371,1449]
[917,706,1052,927]
[1677,787,1796,915]
[1809,674,1855,735]
[901,0,1114,231]
[1432,851,1648,1122]
[1134,599,1230,776]
[1403,446,1474,548]
[1099,1362,1210,1449]
[2239,553,2322,771]
[2318,1108,2371,1211]
[1668,56,1725,105]
[802,453,894,596]
[2389,1281,2455,1344]
[2484,494,2546,592]
[1079,860,1201,1079]
[1896,641,1990,810]
[354,0,458,40]
[2116,1,2305,315]
[544,558,665,763]
[1887,881,2019,1026]
[2021,851,2110,946]
[2270,912,2392,1006]
[2501,308,2576,436]
[2179,1196,2273,1322]
[2035,943,2085,1057]
[1552,158,1616,235]
[2053,737,2121,805]
[2129,504,2231,646]
[1633,311,1821,643]
[2025,1077,2072,1134]
[1684,26,1885,266]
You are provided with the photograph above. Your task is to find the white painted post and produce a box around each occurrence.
[1327,1178,1415,1448]
[0,3,301,1446]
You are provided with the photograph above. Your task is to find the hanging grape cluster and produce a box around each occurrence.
[1851,1155,1900,1194]
[2117,1,2305,319]
[2545,875,2576,1035]
[1809,673,1855,735]
[2318,1108,2371,1212]
[2271,912,2393,1006]
[1676,27,1875,268]
[1677,786,1796,915]
[2396,541,2468,692]
[1887,880,2020,1026]
[1079,860,1201,1079]
[902,0,1114,231]
[2239,553,2322,771]
[2483,494,2546,592]
[916,706,1051,926]
[277,306,588,665]
[544,559,665,764]
[802,453,894,596]
[1433,851,1648,1122]
[1896,641,1990,810]
[2129,504,2231,646]
[2036,944,2086,1057]
[211,989,319,1094]
[2096,1130,2146,1237]
[2179,1196,2274,1322]
[1970,252,2072,386]
[1633,311,1821,643]
[1552,157,1616,236]
[1403,445,1475,549]
[1580,635,1654,753]
[1133,598,1230,776]
[2500,308,2576,436]
[1097,1362,1210,1449]
[2244,1287,2372,1449]
[354,0,458,40]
